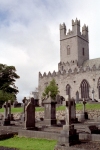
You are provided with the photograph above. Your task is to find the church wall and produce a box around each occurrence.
[39,69,100,105]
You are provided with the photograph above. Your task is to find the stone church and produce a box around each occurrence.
[38,18,100,105]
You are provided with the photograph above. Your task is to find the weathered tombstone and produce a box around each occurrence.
[25,97,35,129]
[43,95,57,126]
[83,98,88,119]
[8,100,11,120]
[65,96,76,123]
[55,95,79,149]
[4,102,8,119]
[3,101,10,125]
[71,98,76,122]
[22,97,27,121]
[8,100,14,121]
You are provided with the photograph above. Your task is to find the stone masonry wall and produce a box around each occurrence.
[35,110,100,122]
[39,68,100,105]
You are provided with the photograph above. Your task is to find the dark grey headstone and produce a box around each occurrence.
[25,98,35,129]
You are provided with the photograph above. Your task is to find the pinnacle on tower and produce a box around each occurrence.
[72,18,80,26]
[82,24,88,32]
[59,23,66,30]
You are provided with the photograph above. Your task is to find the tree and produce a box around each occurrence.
[0,63,20,103]
[0,90,15,106]
[42,79,59,100]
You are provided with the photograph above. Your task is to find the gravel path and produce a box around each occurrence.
[73,141,100,150]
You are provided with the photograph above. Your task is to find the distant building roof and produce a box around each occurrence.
[83,58,100,68]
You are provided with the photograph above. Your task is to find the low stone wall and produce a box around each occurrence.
[18,130,59,140]
[0,110,100,121]
[35,110,100,121]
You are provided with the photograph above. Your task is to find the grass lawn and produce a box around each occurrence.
[0,107,44,113]
[56,103,100,111]
[0,136,57,150]
[0,103,100,113]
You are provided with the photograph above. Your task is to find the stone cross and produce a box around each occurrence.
[65,95,71,126]
[4,101,8,119]
[22,97,27,121]
[83,98,86,113]
[8,100,11,120]
[3,101,11,125]
[92,89,95,101]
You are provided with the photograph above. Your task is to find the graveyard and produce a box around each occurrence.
[0,96,100,149]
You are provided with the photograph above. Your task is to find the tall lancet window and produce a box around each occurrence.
[97,78,100,99]
[67,45,70,55]
[66,84,71,97]
[82,48,85,56]
[81,79,89,99]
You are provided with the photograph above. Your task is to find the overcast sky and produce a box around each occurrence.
[0,0,100,102]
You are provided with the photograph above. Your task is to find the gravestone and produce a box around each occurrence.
[3,100,12,125]
[22,97,27,121]
[65,96,77,123]
[55,95,79,149]
[83,98,88,120]
[43,95,57,126]
[71,98,77,122]
[25,97,35,129]
[8,100,11,120]
[8,100,14,121]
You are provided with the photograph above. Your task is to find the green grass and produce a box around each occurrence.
[0,107,44,113]
[56,105,65,111]
[0,136,57,150]
[35,107,44,111]
[0,107,23,113]
[0,103,100,113]
[76,103,100,110]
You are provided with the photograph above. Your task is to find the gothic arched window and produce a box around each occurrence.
[66,84,71,96]
[97,78,100,99]
[67,45,70,55]
[81,79,89,99]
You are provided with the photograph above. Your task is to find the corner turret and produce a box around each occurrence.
[72,18,80,35]
[82,24,88,40]
[59,23,66,39]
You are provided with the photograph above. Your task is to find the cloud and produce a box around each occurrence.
[0,0,100,101]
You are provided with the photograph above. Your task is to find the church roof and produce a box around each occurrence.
[83,58,100,68]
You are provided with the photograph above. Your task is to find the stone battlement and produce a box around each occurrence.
[72,18,80,26]
[39,64,100,78]
[58,60,78,66]
[60,18,88,41]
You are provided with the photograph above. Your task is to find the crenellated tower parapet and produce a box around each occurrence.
[60,18,88,42]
